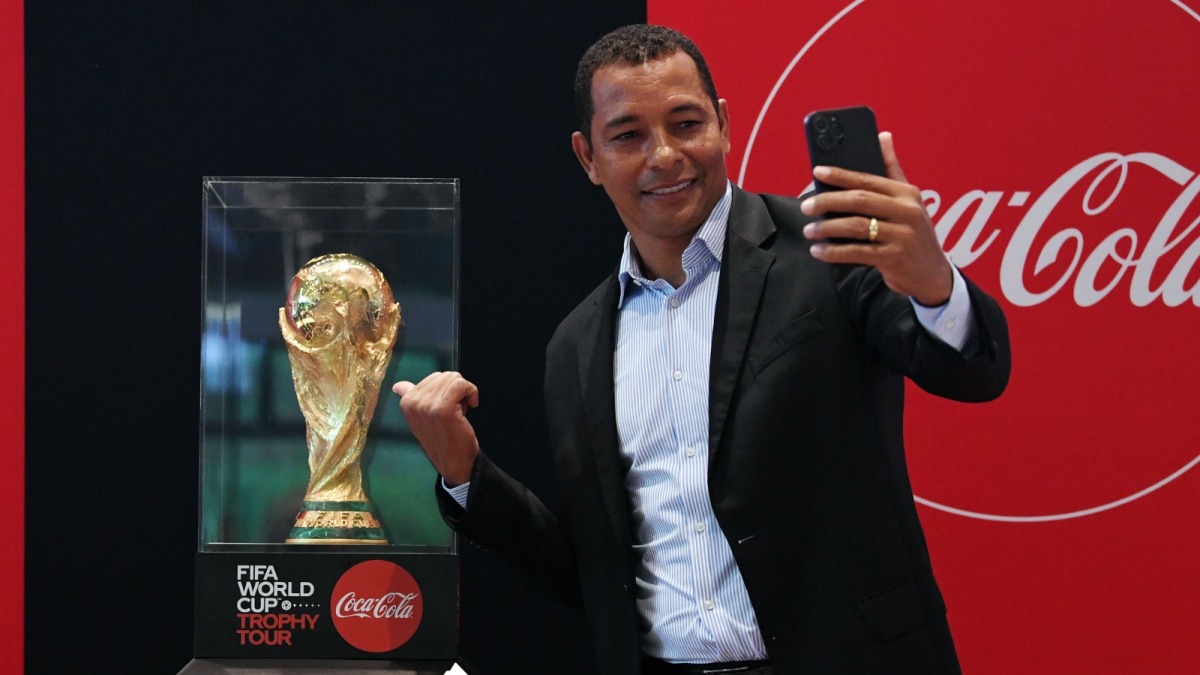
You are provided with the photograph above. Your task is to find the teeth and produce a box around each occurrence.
[650,181,691,195]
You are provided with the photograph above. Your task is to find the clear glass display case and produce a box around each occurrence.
[195,178,459,661]
[201,177,458,552]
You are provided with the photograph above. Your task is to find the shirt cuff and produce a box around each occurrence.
[442,478,471,509]
[909,265,973,352]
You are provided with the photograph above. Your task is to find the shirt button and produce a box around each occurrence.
[694,521,706,533]
[673,370,683,381]
[685,447,696,458]
[703,600,715,611]
[669,297,680,308]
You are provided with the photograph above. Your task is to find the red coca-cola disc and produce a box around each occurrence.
[330,560,424,653]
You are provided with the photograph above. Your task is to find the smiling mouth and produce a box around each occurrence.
[644,180,695,196]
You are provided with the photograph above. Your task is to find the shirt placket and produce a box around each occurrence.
[666,267,726,658]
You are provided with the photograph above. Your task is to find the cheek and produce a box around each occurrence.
[684,136,724,164]
[601,183,638,212]
[600,159,642,191]
[703,144,729,174]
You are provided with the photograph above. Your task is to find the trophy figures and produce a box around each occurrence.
[279,253,402,545]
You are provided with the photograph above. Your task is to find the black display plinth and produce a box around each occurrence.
[194,551,457,661]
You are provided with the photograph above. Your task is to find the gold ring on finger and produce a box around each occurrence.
[868,217,879,242]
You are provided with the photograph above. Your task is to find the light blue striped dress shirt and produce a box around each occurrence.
[447,182,974,663]
[612,183,767,661]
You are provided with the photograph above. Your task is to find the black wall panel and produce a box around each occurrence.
[25,2,644,673]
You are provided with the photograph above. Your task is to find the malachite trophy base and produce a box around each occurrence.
[285,500,388,545]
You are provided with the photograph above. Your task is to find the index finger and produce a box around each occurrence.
[450,378,480,409]
[392,381,415,396]
[426,371,480,410]
[812,164,908,199]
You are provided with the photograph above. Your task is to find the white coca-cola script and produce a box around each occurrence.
[334,591,419,619]
[927,152,1200,307]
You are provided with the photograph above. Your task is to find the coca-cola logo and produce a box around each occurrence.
[733,0,1200,520]
[335,591,420,619]
[330,561,424,652]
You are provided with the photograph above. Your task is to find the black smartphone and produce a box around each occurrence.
[803,105,887,200]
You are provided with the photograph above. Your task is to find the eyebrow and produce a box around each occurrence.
[602,102,708,131]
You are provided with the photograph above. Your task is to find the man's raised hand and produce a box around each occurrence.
[800,131,953,306]
[393,371,480,487]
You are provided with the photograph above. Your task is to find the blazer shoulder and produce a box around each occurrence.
[758,191,816,228]
[727,187,817,246]
[548,273,617,351]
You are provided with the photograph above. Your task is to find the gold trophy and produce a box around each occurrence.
[279,253,402,544]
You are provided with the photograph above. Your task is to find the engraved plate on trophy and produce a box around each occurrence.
[279,253,402,544]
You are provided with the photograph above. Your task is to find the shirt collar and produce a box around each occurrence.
[617,181,731,308]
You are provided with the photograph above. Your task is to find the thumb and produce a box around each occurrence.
[392,381,414,396]
[878,131,909,184]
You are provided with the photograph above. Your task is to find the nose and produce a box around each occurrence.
[647,131,680,169]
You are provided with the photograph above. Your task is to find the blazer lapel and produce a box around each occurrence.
[709,188,776,462]
[575,275,633,550]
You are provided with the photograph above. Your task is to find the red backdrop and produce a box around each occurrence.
[651,1,1200,671]
[1,0,23,671]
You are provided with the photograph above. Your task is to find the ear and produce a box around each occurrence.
[717,99,731,154]
[571,131,602,185]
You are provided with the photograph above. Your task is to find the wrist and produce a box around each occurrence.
[441,452,478,488]
[912,265,954,307]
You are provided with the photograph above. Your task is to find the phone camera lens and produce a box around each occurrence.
[812,116,830,133]
[830,122,845,144]
[816,133,835,150]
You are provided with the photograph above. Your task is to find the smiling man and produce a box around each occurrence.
[570,48,730,288]
[395,24,1011,675]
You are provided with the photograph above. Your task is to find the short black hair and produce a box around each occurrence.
[574,24,719,143]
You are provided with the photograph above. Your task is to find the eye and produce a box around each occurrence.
[610,130,640,142]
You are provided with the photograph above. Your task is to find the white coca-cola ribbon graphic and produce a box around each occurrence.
[334,591,420,619]
[913,455,1200,523]
[738,0,1200,522]
[992,153,1200,308]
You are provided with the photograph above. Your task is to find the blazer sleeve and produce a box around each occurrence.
[833,261,1012,403]
[433,276,620,614]
[759,190,1011,403]
[436,454,584,608]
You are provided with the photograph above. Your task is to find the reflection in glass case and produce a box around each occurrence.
[200,178,458,553]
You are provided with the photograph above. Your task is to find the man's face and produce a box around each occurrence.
[572,51,730,247]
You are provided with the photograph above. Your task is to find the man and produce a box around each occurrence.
[395,24,1010,675]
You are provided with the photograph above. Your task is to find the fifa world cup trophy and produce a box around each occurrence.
[279,253,402,544]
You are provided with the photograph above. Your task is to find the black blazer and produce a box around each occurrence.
[440,187,1011,674]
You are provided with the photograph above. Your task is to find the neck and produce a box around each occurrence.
[630,231,694,287]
